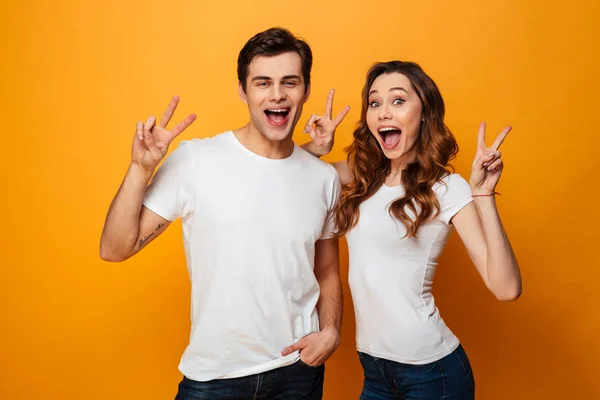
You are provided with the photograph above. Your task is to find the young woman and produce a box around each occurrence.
[302,61,522,399]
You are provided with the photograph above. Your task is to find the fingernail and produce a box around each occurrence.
[488,153,494,158]
[483,162,488,167]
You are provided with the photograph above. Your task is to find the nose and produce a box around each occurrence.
[269,84,287,102]
[378,104,392,120]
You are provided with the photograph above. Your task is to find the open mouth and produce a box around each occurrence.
[264,108,291,126]
[378,126,402,149]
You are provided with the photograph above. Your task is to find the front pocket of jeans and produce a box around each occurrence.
[298,358,323,369]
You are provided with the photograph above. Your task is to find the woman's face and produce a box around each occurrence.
[366,72,423,163]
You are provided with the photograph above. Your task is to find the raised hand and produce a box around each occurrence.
[132,96,196,171]
[303,89,350,157]
[470,122,511,195]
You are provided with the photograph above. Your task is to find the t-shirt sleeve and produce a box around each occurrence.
[436,174,473,225]
[143,141,195,221]
[320,169,342,240]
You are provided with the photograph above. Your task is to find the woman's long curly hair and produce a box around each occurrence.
[335,61,459,238]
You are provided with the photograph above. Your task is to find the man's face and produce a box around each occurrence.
[239,52,310,142]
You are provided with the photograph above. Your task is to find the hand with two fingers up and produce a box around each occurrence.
[303,89,350,157]
[470,122,512,196]
[131,96,197,173]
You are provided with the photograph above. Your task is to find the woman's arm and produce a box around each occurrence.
[452,123,522,301]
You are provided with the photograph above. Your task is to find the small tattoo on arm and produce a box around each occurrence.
[138,223,165,249]
[138,232,154,249]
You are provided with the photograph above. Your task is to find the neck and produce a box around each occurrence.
[389,153,414,175]
[234,122,294,159]
[385,152,416,186]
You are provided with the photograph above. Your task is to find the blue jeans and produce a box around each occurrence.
[358,345,475,399]
[174,360,324,400]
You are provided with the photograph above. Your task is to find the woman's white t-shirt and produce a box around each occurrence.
[346,174,473,364]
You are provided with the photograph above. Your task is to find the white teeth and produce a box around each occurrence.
[379,127,400,133]
[267,108,289,113]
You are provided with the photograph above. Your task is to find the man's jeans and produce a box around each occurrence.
[175,360,324,400]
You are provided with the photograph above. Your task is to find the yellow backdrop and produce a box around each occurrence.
[2,0,599,399]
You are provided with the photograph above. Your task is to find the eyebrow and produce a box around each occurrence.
[251,75,302,82]
[369,87,409,96]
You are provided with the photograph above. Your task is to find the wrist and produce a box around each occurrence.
[471,189,500,197]
[129,162,155,182]
[320,326,340,344]
[301,141,327,158]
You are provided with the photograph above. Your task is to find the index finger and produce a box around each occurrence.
[170,114,197,137]
[281,339,305,356]
[333,105,351,126]
[491,126,512,150]
[477,121,486,150]
[158,96,180,128]
[324,89,335,119]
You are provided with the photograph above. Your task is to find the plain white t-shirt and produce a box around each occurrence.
[142,131,340,381]
[346,174,473,365]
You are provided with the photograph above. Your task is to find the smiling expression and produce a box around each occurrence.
[366,72,423,163]
[239,51,310,142]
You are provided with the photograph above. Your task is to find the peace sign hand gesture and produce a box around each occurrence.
[132,96,196,172]
[303,89,350,157]
[470,122,511,195]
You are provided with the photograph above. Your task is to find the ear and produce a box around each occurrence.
[303,84,311,104]
[238,81,247,104]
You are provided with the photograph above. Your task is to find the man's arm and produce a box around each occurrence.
[99,96,196,262]
[280,238,342,366]
[100,163,170,262]
[314,238,343,337]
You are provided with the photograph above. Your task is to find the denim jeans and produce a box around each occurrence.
[174,360,324,400]
[358,345,475,399]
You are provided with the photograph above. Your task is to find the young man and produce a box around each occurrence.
[99,27,350,399]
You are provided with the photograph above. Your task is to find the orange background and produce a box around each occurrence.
[1,0,599,399]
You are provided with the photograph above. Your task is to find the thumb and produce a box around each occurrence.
[281,338,307,356]
[306,125,318,141]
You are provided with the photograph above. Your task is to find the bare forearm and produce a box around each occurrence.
[316,273,343,333]
[474,197,522,300]
[100,163,153,261]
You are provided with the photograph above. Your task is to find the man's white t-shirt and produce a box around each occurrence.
[142,131,340,381]
[346,174,473,364]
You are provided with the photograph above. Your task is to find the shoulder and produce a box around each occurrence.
[183,131,233,153]
[433,173,471,198]
[176,131,236,168]
[295,145,339,181]
[433,174,471,202]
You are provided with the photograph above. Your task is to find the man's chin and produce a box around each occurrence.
[262,125,294,141]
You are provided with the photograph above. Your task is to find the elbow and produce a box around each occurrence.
[99,242,129,263]
[493,284,522,302]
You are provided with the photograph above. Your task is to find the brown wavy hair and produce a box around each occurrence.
[335,61,459,238]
